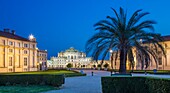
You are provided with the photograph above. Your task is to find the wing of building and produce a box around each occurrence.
[0,29,47,72]
[48,47,93,68]
[109,35,170,70]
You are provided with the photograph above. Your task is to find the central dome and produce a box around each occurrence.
[65,47,78,52]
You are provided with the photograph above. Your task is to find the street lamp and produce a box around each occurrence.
[110,49,113,76]
[109,50,113,69]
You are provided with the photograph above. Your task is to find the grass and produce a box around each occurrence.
[0,70,75,75]
[0,69,86,77]
[0,85,57,93]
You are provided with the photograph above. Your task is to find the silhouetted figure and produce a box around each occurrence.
[145,70,147,75]
[92,71,94,76]
[110,71,113,76]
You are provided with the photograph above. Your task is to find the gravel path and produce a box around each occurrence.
[43,70,110,93]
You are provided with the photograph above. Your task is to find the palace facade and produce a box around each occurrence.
[47,47,93,68]
[0,29,47,72]
[109,35,170,70]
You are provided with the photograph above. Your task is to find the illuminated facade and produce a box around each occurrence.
[37,50,47,70]
[48,47,93,68]
[109,35,170,70]
[0,29,47,72]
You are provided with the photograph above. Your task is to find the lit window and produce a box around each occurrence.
[24,44,28,48]
[18,42,20,47]
[158,58,162,65]
[24,50,28,54]
[32,44,35,48]
[9,41,13,45]
[2,40,5,45]
[9,57,13,66]
[24,57,27,66]
[24,68,27,71]
[9,49,13,53]
[9,68,13,72]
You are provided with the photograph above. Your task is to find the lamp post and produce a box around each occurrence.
[110,50,113,76]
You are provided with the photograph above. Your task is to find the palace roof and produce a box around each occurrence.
[162,35,170,41]
[0,30,34,42]
[65,47,78,52]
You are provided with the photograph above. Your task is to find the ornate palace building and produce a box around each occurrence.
[47,47,93,68]
[110,35,170,70]
[0,29,47,72]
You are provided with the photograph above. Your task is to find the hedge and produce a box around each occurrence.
[102,77,170,93]
[0,74,65,87]
[65,73,86,77]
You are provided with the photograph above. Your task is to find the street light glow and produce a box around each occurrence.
[29,34,34,40]
[110,50,113,53]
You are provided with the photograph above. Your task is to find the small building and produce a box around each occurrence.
[37,50,47,70]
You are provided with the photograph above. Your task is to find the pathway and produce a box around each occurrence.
[43,70,110,93]
[43,70,170,93]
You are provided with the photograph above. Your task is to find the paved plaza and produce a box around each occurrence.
[43,70,170,93]
[43,70,110,93]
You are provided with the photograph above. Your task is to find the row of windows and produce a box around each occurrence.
[8,68,27,72]
[39,54,47,57]
[1,40,35,48]
[39,58,47,60]
[8,49,36,55]
[9,57,28,66]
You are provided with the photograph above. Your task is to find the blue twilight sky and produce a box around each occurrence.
[0,0,170,59]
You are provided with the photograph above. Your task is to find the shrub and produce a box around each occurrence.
[101,77,170,93]
[67,63,73,68]
[0,74,65,87]
[65,73,86,77]
[93,65,96,68]
[97,64,101,68]
[103,63,109,68]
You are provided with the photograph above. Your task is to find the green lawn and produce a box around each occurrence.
[0,85,57,93]
[0,70,75,75]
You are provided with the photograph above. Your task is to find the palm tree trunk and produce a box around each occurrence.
[119,48,127,73]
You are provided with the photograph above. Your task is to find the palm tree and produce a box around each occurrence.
[85,7,165,73]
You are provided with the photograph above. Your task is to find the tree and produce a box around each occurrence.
[93,64,96,68]
[86,7,165,73]
[97,64,101,68]
[66,63,73,68]
[104,63,109,68]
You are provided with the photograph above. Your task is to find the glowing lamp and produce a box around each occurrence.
[29,34,34,40]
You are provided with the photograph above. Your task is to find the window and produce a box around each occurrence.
[18,42,20,47]
[9,49,13,53]
[158,58,162,65]
[2,40,5,45]
[9,41,13,45]
[32,44,35,48]
[24,44,28,48]
[24,57,27,66]
[9,68,13,72]
[9,57,13,66]
[24,68,27,71]
[24,50,28,54]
